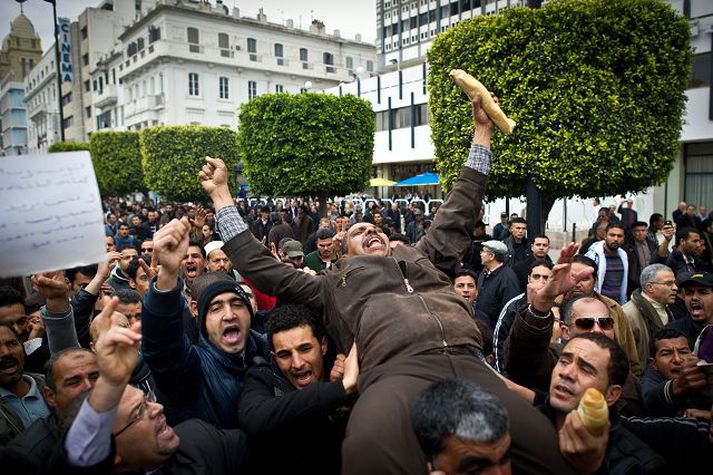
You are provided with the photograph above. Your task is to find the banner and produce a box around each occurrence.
[58,17,73,83]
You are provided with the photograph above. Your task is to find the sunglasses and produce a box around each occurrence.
[571,316,615,331]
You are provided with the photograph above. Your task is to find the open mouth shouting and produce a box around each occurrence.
[222,324,241,346]
[291,369,315,389]
[689,300,705,320]
[184,263,200,279]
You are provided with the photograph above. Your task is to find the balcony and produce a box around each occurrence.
[125,94,165,119]
[94,85,118,109]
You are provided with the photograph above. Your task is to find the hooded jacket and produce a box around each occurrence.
[141,279,269,428]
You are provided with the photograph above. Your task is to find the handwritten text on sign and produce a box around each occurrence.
[0,152,106,277]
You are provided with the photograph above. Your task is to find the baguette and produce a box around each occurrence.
[577,388,609,436]
[449,69,516,135]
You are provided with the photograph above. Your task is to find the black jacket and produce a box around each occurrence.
[237,357,349,474]
[474,264,520,329]
[665,316,706,350]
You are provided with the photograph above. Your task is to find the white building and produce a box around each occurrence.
[89,0,376,132]
[24,48,59,154]
[328,0,713,233]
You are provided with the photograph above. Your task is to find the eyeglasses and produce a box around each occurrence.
[113,389,156,437]
[571,316,615,331]
[651,281,676,287]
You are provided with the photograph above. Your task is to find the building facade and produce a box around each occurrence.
[0,14,42,155]
[87,0,375,133]
[326,0,713,230]
[24,48,59,154]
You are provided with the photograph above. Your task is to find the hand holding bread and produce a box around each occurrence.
[449,69,516,134]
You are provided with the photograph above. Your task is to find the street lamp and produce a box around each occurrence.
[303,80,313,92]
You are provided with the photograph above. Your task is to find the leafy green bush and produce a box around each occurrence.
[237,92,374,198]
[428,0,691,204]
[48,141,90,153]
[140,126,238,202]
[89,131,142,197]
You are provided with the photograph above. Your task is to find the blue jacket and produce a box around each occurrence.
[141,279,268,429]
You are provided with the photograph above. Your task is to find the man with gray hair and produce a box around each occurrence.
[622,264,677,363]
[411,378,511,475]
[475,240,520,328]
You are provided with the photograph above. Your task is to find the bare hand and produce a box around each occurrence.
[27,316,45,340]
[559,410,609,474]
[199,156,230,197]
[94,297,141,386]
[531,242,592,313]
[193,207,207,229]
[671,358,707,397]
[342,343,359,395]
[471,93,497,131]
[662,224,675,241]
[330,353,346,382]
[33,271,70,301]
[97,251,122,280]
[153,217,191,274]
[269,241,280,261]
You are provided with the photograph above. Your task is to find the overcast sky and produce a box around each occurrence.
[0,1,377,55]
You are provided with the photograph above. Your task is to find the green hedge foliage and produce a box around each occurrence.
[140,126,239,202]
[237,92,374,197]
[48,141,90,153]
[89,131,143,197]
[428,0,691,200]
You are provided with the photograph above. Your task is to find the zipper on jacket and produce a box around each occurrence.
[395,259,414,293]
[418,294,448,347]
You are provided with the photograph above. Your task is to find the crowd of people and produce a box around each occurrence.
[1,95,712,474]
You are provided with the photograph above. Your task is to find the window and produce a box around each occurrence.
[187,27,200,53]
[299,47,308,61]
[219,76,229,99]
[61,92,72,106]
[247,38,257,61]
[323,52,335,73]
[346,56,354,70]
[367,60,374,72]
[81,26,88,39]
[63,116,74,128]
[82,54,89,66]
[84,80,91,92]
[275,84,284,93]
[137,37,145,51]
[85,106,91,118]
[689,52,711,89]
[148,25,161,43]
[188,72,199,96]
[218,33,231,57]
[275,43,284,65]
[248,80,257,100]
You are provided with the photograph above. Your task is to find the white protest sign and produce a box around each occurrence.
[0,152,106,278]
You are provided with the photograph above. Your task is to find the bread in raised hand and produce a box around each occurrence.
[448,69,516,135]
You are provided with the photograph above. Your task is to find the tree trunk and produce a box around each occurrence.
[318,192,328,218]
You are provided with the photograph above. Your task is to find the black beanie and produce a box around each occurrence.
[197,280,253,335]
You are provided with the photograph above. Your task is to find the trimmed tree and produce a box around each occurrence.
[428,0,691,223]
[48,141,90,153]
[89,131,143,197]
[140,126,239,202]
[237,92,374,211]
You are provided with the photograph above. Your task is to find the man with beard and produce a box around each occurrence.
[142,218,269,428]
[585,223,629,305]
[0,324,50,443]
[204,241,242,281]
[238,304,358,474]
[180,240,206,305]
[200,95,578,475]
[656,228,708,278]
[302,228,338,272]
[665,272,713,348]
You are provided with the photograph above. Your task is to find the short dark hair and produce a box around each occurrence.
[649,327,688,359]
[265,304,324,350]
[510,217,527,226]
[572,254,598,276]
[565,333,629,387]
[44,348,96,391]
[114,288,141,305]
[453,269,478,284]
[605,223,625,233]
[65,265,98,284]
[118,223,129,229]
[474,220,486,229]
[389,233,410,245]
[532,234,550,243]
[188,240,207,258]
[528,259,554,274]
[117,243,137,253]
[631,221,648,229]
[315,228,335,240]
[0,286,25,310]
[676,227,700,242]
[412,379,509,460]
[126,256,150,281]
[649,213,663,227]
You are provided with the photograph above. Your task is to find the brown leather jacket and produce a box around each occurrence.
[223,166,486,373]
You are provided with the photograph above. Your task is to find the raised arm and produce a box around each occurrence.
[141,218,202,389]
[415,94,493,274]
[199,158,323,310]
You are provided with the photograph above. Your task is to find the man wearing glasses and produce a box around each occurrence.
[622,264,678,364]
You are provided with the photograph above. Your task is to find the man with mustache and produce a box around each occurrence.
[200,95,577,474]
[141,218,269,428]
[665,272,713,348]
